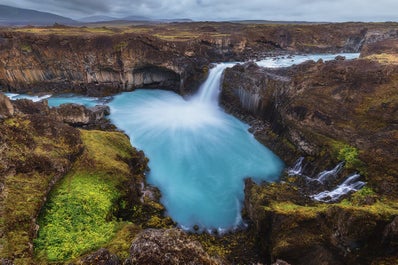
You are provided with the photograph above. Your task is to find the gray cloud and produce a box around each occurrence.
[2,0,398,21]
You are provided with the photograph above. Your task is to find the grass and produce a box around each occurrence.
[34,130,138,262]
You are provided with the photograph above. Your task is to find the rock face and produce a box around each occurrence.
[0,93,14,118]
[222,58,398,194]
[222,41,398,265]
[0,32,208,96]
[129,229,224,265]
[0,22,397,97]
[243,179,398,265]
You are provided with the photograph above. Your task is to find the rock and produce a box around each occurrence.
[128,229,224,265]
[53,103,110,127]
[222,58,398,195]
[0,93,14,118]
[12,98,50,115]
[77,248,121,265]
[272,260,291,265]
[243,179,397,265]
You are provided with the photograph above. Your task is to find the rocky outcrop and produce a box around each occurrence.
[221,41,398,265]
[222,58,398,195]
[54,103,110,127]
[0,93,14,118]
[0,32,208,96]
[128,229,224,265]
[77,248,121,265]
[243,179,398,265]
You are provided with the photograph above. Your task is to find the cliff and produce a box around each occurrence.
[221,39,398,264]
[0,22,397,97]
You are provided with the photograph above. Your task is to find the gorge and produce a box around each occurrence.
[0,22,397,265]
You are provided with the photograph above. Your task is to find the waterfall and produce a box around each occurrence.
[315,162,344,184]
[311,173,365,202]
[287,157,305,176]
[194,63,236,104]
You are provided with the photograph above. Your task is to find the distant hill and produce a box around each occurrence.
[78,15,119,23]
[0,4,77,26]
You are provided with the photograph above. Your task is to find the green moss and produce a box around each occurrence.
[34,130,137,262]
[266,201,328,219]
[106,223,141,260]
[34,172,118,261]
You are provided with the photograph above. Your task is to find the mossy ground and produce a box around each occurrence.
[34,129,174,263]
[34,130,139,262]
[0,115,81,264]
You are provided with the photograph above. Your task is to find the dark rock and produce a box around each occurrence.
[12,98,50,115]
[78,248,121,265]
[53,103,110,127]
[128,229,224,265]
[0,93,14,118]
[272,260,291,265]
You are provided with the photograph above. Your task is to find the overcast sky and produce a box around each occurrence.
[2,0,398,21]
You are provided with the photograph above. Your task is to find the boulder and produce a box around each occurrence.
[54,103,110,126]
[78,248,121,265]
[129,229,224,265]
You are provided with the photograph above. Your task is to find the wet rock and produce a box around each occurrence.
[0,93,14,118]
[128,229,224,265]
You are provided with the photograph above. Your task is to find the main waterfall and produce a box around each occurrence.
[108,63,283,232]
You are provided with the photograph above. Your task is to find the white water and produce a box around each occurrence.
[287,157,305,176]
[287,157,365,203]
[311,173,365,202]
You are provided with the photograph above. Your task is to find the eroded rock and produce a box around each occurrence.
[0,93,14,118]
[129,229,224,265]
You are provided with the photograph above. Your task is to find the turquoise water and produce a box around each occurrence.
[4,53,360,231]
[108,88,283,231]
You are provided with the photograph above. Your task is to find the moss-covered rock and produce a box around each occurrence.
[244,177,398,265]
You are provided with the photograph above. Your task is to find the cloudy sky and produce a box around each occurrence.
[2,0,398,21]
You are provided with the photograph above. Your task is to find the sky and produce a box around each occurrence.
[2,0,398,22]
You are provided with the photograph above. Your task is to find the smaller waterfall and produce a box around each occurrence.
[315,162,344,184]
[311,173,365,202]
[287,157,305,176]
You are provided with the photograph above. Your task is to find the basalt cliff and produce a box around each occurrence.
[0,22,398,265]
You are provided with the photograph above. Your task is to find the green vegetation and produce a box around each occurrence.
[34,172,119,261]
[34,130,137,262]
[329,141,365,172]
[337,144,360,168]
[0,116,81,263]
